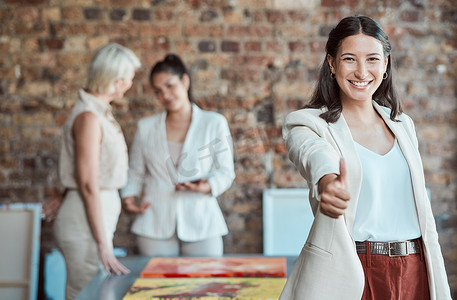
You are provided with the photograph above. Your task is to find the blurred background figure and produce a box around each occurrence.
[52,43,141,299]
[121,54,235,257]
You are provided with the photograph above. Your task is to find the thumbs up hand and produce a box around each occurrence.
[317,158,351,218]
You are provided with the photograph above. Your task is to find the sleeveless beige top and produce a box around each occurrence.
[59,89,128,189]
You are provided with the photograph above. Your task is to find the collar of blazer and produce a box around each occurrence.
[325,101,428,238]
[160,103,204,183]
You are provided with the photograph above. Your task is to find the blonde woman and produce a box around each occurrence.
[54,43,141,299]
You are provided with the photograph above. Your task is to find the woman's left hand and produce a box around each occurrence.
[42,188,66,222]
[175,179,211,194]
[97,243,130,276]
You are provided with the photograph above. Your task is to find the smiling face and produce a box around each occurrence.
[151,71,191,112]
[327,33,388,104]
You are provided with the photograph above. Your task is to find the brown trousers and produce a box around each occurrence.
[358,240,430,300]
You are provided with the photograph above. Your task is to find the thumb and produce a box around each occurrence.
[338,158,347,188]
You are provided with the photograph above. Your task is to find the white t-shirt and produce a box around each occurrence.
[352,139,421,242]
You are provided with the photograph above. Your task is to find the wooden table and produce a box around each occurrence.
[75,255,297,300]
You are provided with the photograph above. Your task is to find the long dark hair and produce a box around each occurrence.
[308,15,401,123]
[149,53,193,103]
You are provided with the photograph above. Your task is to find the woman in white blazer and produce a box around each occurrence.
[280,15,451,300]
[121,54,235,256]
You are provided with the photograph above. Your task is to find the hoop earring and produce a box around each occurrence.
[330,73,336,80]
[383,72,388,79]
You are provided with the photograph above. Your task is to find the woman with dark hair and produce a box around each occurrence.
[280,15,451,299]
[121,54,235,257]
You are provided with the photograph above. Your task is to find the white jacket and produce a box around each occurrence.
[121,104,235,242]
[280,102,451,300]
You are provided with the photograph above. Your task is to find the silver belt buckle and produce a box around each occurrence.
[388,241,408,257]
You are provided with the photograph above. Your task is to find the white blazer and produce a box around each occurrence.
[280,102,451,300]
[121,104,235,242]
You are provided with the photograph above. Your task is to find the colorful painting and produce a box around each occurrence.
[140,257,287,278]
[123,277,287,300]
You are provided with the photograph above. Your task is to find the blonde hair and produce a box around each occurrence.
[86,43,141,94]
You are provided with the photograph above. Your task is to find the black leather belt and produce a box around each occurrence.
[356,239,421,257]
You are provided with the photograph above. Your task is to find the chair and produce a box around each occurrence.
[262,188,314,256]
[0,203,42,300]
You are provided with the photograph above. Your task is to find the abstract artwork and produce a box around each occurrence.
[123,277,287,300]
[140,257,287,278]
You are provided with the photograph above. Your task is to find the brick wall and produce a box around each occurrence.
[1,0,456,295]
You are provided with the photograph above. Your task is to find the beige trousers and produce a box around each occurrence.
[53,189,121,300]
[137,233,224,257]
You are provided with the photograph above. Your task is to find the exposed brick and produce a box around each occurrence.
[243,9,264,22]
[200,9,218,22]
[266,10,286,24]
[266,41,287,53]
[150,37,170,52]
[132,8,151,21]
[288,11,309,22]
[5,0,45,4]
[221,68,262,83]
[189,0,203,8]
[228,25,272,37]
[321,0,358,7]
[12,112,54,125]
[400,10,421,22]
[0,139,11,154]
[13,22,48,36]
[0,66,15,81]
[232,55,275,67]
[256,103,274,123]
[52,23,96,36]
[198,40,216,52]
[20,127,42,140]
[16,6,39,22]
[42,7,61,21]
[110,0,136,6]
[244,41,262,52]
[234,172,268,184]
[55,53,88,68]
[61,7,83,20]
[183,24,225,37]
[138,24,179,37]
[174,40,195,53]
[83,7,103,20]
[273,170,306,187]
[442,9,457,24]
[222,9,243,23]
[289,41,306,52]
[44,37,64,50]
[310,40,325,53]
[221,41,239,52]
[276,24,310,38]
[109,9,127,21]
[273,141,287,154]
[96,23,139,36]
[86,36,109,51]
[153,9,175,21]
[16,52,57,68]
[318,24,333,37]
[0,127,15,140]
